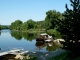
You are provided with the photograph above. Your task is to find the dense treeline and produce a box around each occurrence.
[0,25,9,30]
[0,25,1,30]
[10,10,63,32]
[10,19,45,31]
[1,25,10,29]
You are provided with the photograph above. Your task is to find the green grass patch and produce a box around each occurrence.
[49,51,80,60]
[49,51,69,60]
[47,28,62,38]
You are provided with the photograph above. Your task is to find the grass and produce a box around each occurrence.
[47,28,62,39]
[49,51,80,60]
[21,28,46,33]
[49,51,68,60]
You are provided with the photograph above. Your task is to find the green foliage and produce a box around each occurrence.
[0,25,1,30]
[10,19,45,31]
[36,20,45,29]
[1,25,10,29]
[21,21,28,31]
[46,42,62,51]
[47,28,62,39]
[10,20,23,30]
[21,19,36,31]
[26,19,36,29]
[49,51,80,60]
[0,25,9,30]
[49,51,69,60]
[57,0,80,41]
[45,10,63,30]
[57,0,80,58]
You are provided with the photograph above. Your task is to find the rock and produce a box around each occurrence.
[15,54,24,60]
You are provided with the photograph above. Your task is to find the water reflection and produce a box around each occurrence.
[0,30,65,60]
[22,32,37,41]
[10,31,63,52]
[10,31,22,40]
[46,42,63,51]
[0,31,1,36]
[36,41,45,50]
[0,30,64,53]
[35,41,63,51]
[10,31,37,41]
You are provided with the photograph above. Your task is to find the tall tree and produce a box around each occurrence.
[58,0,80,41]
[57,0,80,57]
[10,20,23,30]
[27,19,36,29]
[36,21,45,29]
[45,10,62,30]
[21,21,28,31]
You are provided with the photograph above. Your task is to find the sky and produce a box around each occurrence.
[0,0,72,25]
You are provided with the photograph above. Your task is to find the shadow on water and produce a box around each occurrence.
[10,31,22,40]
[35,41,63,52]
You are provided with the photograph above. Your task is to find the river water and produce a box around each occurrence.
[0,29,63,52]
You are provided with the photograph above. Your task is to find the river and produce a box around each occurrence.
[0,29,63,52]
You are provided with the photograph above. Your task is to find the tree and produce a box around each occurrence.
[26,19,36,29]
[0,24,1,30]
[57,0,80,57]
[58,0,80,41]
[45,10,62,30]
[36,21,45,29]
[21,21,28,31]
[1,25,10,29]
[10,20,23,30]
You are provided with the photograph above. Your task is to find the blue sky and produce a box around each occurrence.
[0,0,71,25]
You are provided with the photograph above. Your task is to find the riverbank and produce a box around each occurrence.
[11,29,46,33]
[49,51,80,60]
